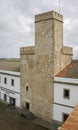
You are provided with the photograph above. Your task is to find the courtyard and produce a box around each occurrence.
[0,102,49,130]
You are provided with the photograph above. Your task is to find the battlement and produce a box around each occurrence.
[20,46,35,55]
[62,46,73,55]
[35,10,63,23]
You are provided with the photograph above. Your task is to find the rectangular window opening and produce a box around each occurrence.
[26,86,28,91]
[11,79,14,86]
[4,77,7,84]
[63,89,70,99]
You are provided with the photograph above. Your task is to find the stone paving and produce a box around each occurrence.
[0,102,61,130]
[0,102,48,130]
[33,118,61,130]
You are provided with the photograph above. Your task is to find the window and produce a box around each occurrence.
[4,77,7,84]
[11,79,14,86]
[26,102,30,110]
[4,94,7,102]
[62,113,69,122]
[26,86,28,91]
[63,89,70,99]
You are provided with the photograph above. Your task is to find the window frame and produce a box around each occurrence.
[63,89,70,99]
[4,77,7,84]
[26,86,29,91]
[11,79,14,86]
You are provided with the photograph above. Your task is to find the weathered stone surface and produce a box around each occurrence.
[20,10,73,122]
[0,58,20,72]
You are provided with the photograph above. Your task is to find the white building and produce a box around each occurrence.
[53,61,78,123]
[0,70,20,107]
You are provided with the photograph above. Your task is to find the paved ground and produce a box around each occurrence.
[0,102,61,130]
[0,102,49,130]
[33,118,61,130]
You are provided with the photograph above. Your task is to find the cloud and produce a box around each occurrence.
[0,0,78,59]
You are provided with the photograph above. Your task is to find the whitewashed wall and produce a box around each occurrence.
[0,70,20,107]
[53,77,78,122]
[53,104,73,122]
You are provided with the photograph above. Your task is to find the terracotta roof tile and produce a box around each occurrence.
[56,60,78,79]
[60,103,78,130]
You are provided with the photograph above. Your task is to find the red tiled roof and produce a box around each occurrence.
[60,103,78,130]
[56,60,78,79]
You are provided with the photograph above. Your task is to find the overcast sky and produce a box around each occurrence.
[0,0,78,59]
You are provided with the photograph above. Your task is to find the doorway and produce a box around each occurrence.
[62,113,69,122]
[9,97,16,106]
[4,94,7,102]
[26,102,30,110]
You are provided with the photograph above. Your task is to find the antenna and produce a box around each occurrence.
[59,0,60,14]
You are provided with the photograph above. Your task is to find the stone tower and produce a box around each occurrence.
[20,11,73,121]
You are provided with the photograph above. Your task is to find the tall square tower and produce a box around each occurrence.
[20,11,72,121]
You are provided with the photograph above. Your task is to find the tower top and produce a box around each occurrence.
[35,10,63,23]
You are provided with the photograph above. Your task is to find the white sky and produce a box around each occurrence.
[0,0,78,59]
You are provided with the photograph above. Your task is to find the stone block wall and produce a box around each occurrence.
[0,59,20,72]
[20,10,73,121]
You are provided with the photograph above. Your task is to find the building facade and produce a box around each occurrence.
[54,61,78,123]
[20,10,73,121]
[0,70,20,107]
[53,77,78,122]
